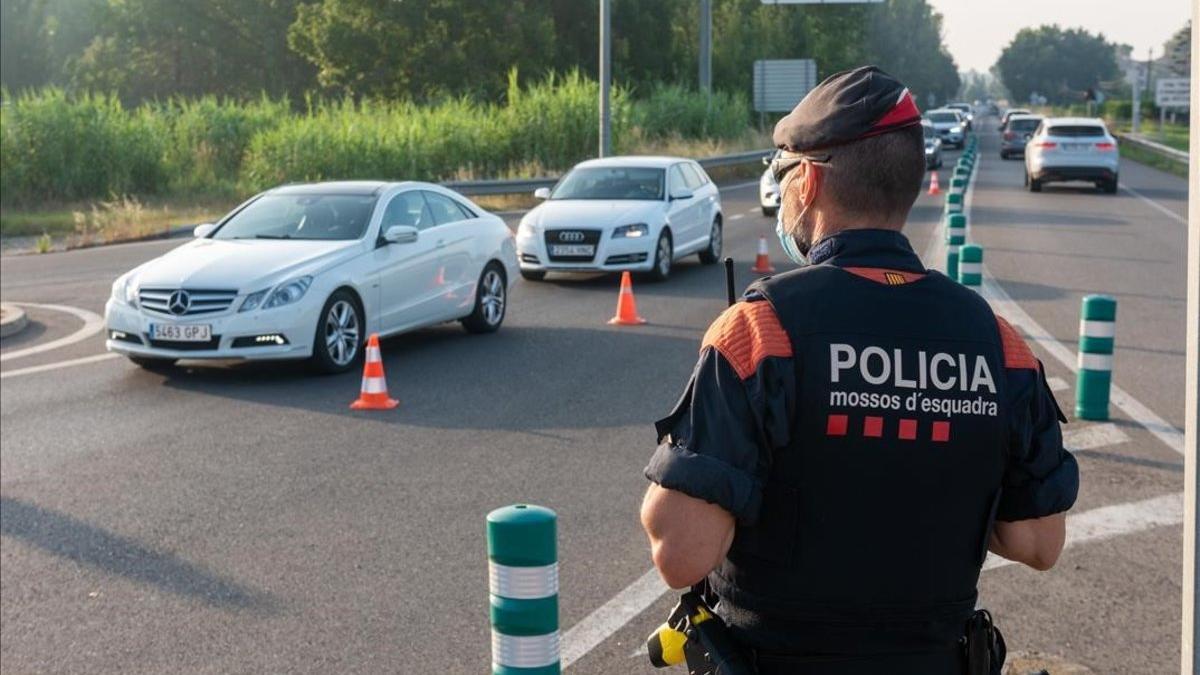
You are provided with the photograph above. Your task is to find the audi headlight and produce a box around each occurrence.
[263,276,312,309]
[612,223,649,239]
[239,288,268,313]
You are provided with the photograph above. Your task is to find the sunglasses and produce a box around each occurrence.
[770,152,833,185]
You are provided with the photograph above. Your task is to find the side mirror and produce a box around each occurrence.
[670,191,694,201]
[533,187,551,200]
[193,223,215,238]
[383,225,419,244]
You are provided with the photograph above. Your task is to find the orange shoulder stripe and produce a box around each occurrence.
[995,315,1038,370]
[842,266,926,286]
[701,301,792,380]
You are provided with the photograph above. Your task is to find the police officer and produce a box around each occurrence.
[640,66,1078,674]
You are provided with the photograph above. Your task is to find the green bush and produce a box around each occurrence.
[1,89,166,205]
[156,96,290,195]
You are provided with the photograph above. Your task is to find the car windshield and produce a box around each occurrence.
[928,112,959,124]
[1009,119,1042,132]
[551,167,665,200]
[213,193,378,241]
[1047,125,1106,137]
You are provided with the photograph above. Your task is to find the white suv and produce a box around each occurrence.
[1024,117,1119,194]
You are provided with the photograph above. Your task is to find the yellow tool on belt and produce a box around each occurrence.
[646,588,754,674]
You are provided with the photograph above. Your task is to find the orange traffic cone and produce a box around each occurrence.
[608,271,647,325]
[350,334,399,410]
[927,170,941,195]
[751,235,775,274]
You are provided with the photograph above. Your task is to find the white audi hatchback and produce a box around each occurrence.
[105,181,518,373]
[515,156,722,281]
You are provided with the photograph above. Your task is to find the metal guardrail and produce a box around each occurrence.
[1116,132,1188,165]
[443,149,773,196]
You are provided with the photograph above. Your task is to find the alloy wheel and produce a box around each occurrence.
[324,299,360,367]
[480,269,506,326]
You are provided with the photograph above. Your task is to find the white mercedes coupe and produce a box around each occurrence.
[105,181,518,373]
[515,156,723,281]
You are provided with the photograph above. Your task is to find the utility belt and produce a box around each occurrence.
[647,585,1005,675]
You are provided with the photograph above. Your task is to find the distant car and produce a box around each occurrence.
[1024,118,1119,193]
[922,120,944,169]
[925,109,965,149]
[760,150,781,216]
[106,181,518,373]
[946,102,974,130]
[516,156,723,281]
[999,114,1044,159]
[1000,108,1032,127]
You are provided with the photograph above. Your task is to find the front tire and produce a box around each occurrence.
[462,263,507,334]
[761,205,778,217]
[698,218,722,264]
[645,230,673,282]
[310,290,363,375]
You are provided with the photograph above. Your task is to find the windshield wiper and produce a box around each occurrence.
[254,234,292,239]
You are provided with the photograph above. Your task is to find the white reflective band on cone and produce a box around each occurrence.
[362,377,388,394]
[1080,320,1116,338]
[958,262,983,274]
[492,631,560,669]
[490,562,559,599]
[758,239,769,253]
[366,346,382,362]
[1077,353,1114,371]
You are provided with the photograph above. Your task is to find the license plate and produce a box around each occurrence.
[150,323,212,342]
[549,244,595,256]
[1062,143,1089,151]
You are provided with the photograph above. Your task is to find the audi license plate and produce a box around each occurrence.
[150,323,212,342]
[1062,142,1089,151]
[549,244,595,257]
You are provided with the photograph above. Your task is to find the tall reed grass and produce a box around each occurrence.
[1,73,753,206]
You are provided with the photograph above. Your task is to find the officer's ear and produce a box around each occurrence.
[796,159,823,207]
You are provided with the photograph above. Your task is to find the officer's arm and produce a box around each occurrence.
[989,513,1066,571]
[641,483,735,589]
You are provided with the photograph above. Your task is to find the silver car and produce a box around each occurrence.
[999,114,1043,159]
[1024,117,1119,194]
[925,109,965,149]
[760,151,780,216]
[922,120,944,169]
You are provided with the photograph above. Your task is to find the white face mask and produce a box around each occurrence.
[775,203,812,267]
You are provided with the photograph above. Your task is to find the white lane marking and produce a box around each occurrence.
[983,492,1183,571]
[0,303,105,362]
[1063,422,1129,451]
[561,567,667,669]
[729,213,745,221]
[1119,183,1186,226]
[0,352,120,380]
[924,149,1185,456]
[1046,376,1069,392]
[720,180,760,191]
[746,207,760,215]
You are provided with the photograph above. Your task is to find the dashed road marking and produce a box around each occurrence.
[1063,422,1129,451]
[721,179,761,191]
[0,352,120,380]
[746,207,760,215]
[983,492,1183,571]
[0,303,105,362]
[1046,376,1069,392]
[729,213,745,221]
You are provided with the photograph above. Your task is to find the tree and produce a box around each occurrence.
[72,0,314,101]
[1162,20,1191,77]
[994,25,1119,105]
[865,0,959,107]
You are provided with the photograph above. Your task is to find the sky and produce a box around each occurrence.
[926,0,1192,72]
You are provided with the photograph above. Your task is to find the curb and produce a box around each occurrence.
[0,303,28,339]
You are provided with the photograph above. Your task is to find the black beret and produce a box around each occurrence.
[773,65,921,153]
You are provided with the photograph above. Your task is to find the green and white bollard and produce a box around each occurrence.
[950,177,966,193]
[945,213,967,279]
[488,504,560,675]
[1075,295,1116,420]
[958,243,982,287]
[945,191,963,215]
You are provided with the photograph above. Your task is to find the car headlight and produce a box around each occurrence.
[951,126,963,134]
[612,223,649,239]
[239,289,269,312]
[111,276,139,307]
[263,276,312,309]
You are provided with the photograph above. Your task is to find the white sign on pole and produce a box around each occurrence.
[761,0,883,4]
[1156,78,1191,109]
[753,59,818,113]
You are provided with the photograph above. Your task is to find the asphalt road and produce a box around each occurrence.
[0,121,1190,674]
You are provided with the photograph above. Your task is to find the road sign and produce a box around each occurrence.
[1156,78,1190,109]
[753,59,818,113]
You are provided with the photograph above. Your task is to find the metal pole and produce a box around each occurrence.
[1182,9,1199,674]
[1131,68,1141,134]
[598,0,611,158]
[699,0,712,94]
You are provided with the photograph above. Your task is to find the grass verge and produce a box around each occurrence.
[1119,142,1188,179]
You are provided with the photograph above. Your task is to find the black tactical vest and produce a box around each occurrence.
[709,231,1009,666]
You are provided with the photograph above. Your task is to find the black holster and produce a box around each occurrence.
[964,609,1006,675]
